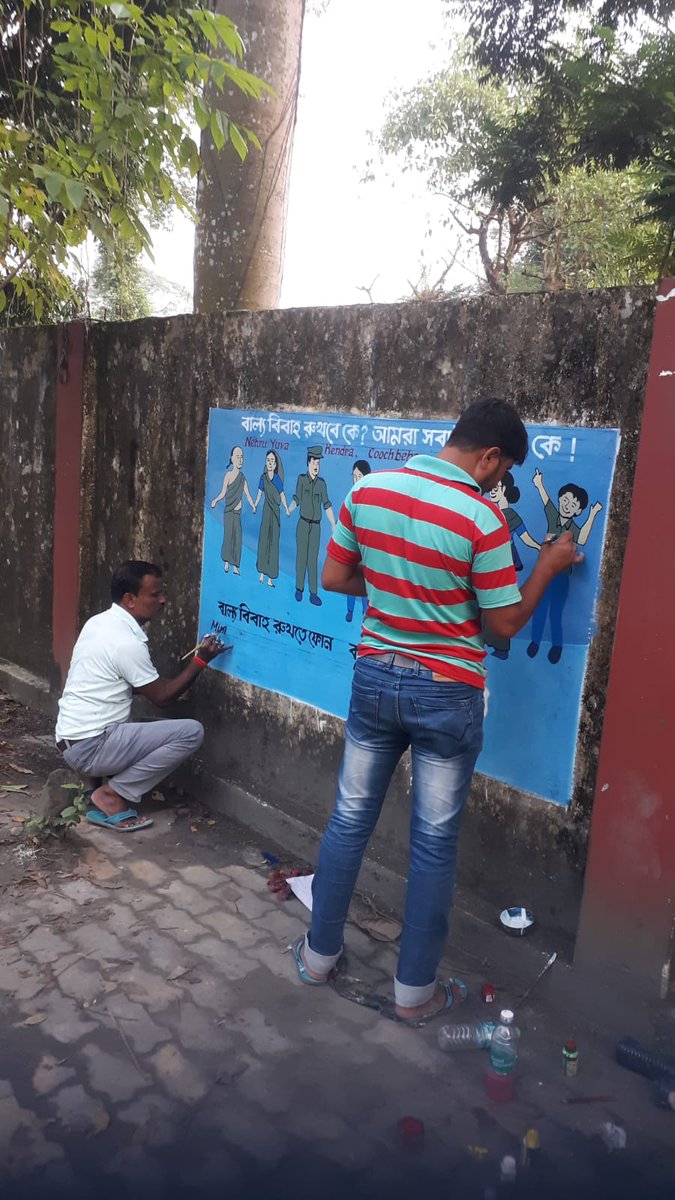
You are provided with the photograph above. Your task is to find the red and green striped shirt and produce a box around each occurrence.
[327,454,521,689]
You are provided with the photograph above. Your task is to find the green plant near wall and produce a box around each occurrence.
[0,1,270,324]
[24,781,90,841]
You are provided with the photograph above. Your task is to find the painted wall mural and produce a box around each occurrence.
[198,409,620,806]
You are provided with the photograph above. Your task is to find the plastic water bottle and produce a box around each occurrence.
[438,1020,497,1051]
[489,1009,520,1075]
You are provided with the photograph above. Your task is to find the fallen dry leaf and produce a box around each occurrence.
[8,762,33,775]
[190,825,198,833]
[167,966,190,981]
[27,874,48,889]
[207,819,216,826]
[10,814,26,823]
[353,915,402,943]
[101,981,118,994]
[151,790,165,803]
[20,1013,47,1026]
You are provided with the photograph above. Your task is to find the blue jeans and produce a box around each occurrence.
[306,654,484,1007]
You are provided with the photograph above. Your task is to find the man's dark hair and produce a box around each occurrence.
[558,483,588,511]
[447,399,528,465]
[111,560,162,603]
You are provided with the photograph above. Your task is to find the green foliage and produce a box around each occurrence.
[375,37,671,292]
[24,781,90,841]
[446,0,675,230]
[378,59,568,213]
[0,1,270,324]
[90,234,151,320]
[452,0,673,81]
[88,232,194,318]
[509,167,667,292]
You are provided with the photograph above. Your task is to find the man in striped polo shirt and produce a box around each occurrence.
[292,399,581,1024]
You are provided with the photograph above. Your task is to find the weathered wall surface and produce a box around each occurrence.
[0,327,55,676]
[73,289,654,943]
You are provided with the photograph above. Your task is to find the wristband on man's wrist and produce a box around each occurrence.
[194,655,208,669]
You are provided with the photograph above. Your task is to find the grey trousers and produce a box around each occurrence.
[61,719,204,805]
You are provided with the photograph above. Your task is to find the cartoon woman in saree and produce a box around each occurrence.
[252,450,289,587]
[210,445,256,574]
[345,459,371,623]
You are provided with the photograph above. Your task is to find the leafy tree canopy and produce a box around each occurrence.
[452,0,674,81]
[374,48,669,293]
[89,233,150,320]
[509,165,667,291]
[0,1,269,323]
[445,0,675,230]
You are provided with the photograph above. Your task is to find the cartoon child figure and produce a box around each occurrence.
[210,445,256,575]
[484,471,539,659]
[287,444,336,606]
[527,468,603,663]
[489,471,539,571]
[252,450,290,588]
[345,459,371,623]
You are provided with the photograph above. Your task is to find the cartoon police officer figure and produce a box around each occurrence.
[287,445,336,606]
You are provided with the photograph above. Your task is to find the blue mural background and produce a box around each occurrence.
[198,409,619,806]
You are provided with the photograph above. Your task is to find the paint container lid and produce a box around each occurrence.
[499,906,535,936]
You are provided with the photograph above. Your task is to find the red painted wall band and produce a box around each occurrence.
[576,279,675,988]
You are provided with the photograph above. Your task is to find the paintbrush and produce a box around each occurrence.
[180,639,206,662]
[519,951,557,1002]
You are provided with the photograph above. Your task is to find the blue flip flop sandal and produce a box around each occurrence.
[86,808,154,833]
[390,978,468,1028]
[292,935,330,986]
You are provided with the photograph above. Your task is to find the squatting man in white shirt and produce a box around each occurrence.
[55,560,228,832]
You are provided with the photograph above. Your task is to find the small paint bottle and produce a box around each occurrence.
[563,1039,579,1076]
[520,1128,541,1167]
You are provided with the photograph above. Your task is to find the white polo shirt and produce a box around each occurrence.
[55,604,159,740]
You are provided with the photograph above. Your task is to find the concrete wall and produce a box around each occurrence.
[69,289,653,946]
[0,326,55,676]
[0,291,656,945]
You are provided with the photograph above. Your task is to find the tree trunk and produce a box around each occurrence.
[477,208,506,295]
[193,0,305,313]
